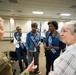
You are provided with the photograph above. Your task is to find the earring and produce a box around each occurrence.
[74,38,76,41]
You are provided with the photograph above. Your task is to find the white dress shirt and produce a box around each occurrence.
[14,33,26,48]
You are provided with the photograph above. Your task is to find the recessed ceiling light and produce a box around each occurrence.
[32,11,43,14]
[60,13,71,16]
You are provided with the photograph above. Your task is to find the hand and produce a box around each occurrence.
[47,46,53,50]
[36,42,41,47]
[49,71,53,75]
[26,60,37,72]
[36,43,39,47]
[27,50,31,56]
[18,36,21,41]
[43,43,48,49]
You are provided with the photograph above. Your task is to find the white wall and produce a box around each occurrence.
[3,18,65,37]
[3,19,10,37]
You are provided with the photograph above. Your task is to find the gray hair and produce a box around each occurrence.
[62,21,76,34]
[0,17,4,22]
[16,26,21,30]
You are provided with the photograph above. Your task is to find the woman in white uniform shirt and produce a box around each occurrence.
[49,21,76,75]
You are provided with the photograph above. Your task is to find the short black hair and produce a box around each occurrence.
[48,21,58,30]
[31,23,38,28]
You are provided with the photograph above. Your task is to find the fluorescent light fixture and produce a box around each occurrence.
[60,13,71,16]
[32,11,43,14]
[10,18,14,25]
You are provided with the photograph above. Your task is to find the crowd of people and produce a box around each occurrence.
[0,17,76,75]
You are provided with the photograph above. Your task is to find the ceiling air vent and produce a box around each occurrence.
[17,10,22,13]
[0,9,11,12]
[70,5,76,8]
[8,0,18,3]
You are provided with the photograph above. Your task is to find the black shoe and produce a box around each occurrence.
[34,71,41,75]
[13,69,16,75]
[29,71,34,75]
[20,69,23,73]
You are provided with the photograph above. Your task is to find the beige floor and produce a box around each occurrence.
[0,41,46,75]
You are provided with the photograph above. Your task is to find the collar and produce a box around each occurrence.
[66,43,76,52]
[30,31,38,36]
